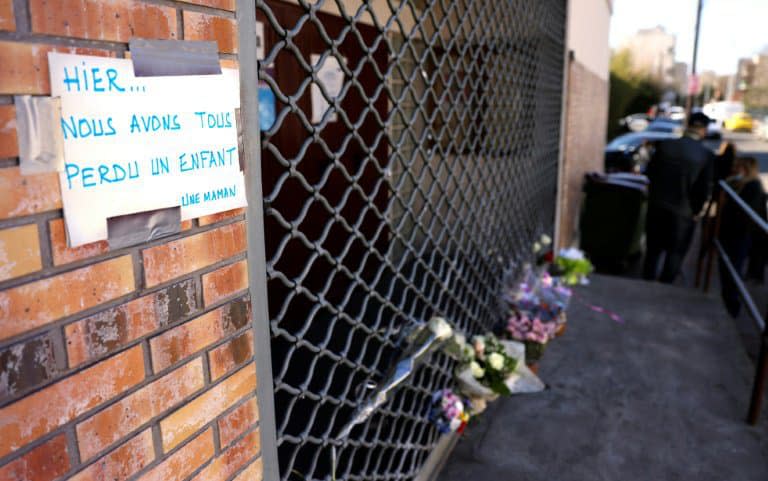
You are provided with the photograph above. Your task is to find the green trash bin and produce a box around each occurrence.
[579,172,648,273]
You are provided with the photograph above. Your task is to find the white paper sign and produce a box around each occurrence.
[48,52,247,246]
[311,54,345,124]
[256,21,265,60]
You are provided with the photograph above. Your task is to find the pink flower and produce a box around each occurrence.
[507,311,556,344]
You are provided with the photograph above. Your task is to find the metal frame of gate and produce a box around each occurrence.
[238,1,568,480]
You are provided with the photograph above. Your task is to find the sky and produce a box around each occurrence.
[609,0,768,75]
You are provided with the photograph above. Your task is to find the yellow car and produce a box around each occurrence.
[724,112,754,132]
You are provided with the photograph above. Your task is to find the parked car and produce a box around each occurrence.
[604,130,679,173]
[619,113,650,132]
[703,100,744,127]
[724,112,754,132]
[706,118,722,140]
[666,106,687,122]
[645,118,684,135]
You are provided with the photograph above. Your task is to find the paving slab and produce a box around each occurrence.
[437,274,768,481]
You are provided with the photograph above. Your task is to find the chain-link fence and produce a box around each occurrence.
[255,1,566,479]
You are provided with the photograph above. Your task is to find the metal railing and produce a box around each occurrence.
[254,0,567,479]
[697,180,768,425]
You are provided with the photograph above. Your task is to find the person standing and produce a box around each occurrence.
[718,157,767,316]
[643,112,715,283]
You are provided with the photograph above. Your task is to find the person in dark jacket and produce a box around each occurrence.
[714,142,737,190]
[643,112,715,283]
[719,157,767,316]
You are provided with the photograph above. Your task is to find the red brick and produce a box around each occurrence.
[219,59,238,69]
[30,0,176,43]
[0,332,64,403]
[76,358,204,461]
[70,429,154,481]
[183,11,238,54]
[0,105,17,157]
[0,0,14,32]
[0,345,144,458]
[208,329,254,381]
[142,221,246,287]
[0,167,61,219]
[233,458,263,481]
[0,224,42,282]
[0,434,70,481]
[136,428,214,481]
[217,397,259,448]
[150,299,250,371]
[160,363,257,451]
[198,207,245,226]
[190,429,260,481]
[0,255,135,342]
[176,0,234,12]
[202,259,248,306]
[65,279,198,367]
[49,218,108,266]
[0,41,115,95]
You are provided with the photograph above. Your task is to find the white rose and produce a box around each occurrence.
[533,242,542,253]
[470,361,485,379]
[429,316,453,340]
[540,234,552,245]
[453,333,466,349]
[488,352,505,371]
[449,417,462,432]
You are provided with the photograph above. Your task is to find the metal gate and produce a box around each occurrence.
[254,1,567,479]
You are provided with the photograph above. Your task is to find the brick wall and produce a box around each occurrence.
[0,2,263,480]
[558,56,609,248]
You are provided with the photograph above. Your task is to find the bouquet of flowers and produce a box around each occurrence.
[429,389,471,434]
[553,247,593,286]
[506,310,557,344]
[505,269,572,321]
[451,333,518,397]
[505,311,555,363]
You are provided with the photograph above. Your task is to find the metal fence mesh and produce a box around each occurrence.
[256,1,566,479]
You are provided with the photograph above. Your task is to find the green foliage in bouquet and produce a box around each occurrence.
[554,247,594,286]
[483,348,518,396]
[470,334,518,396]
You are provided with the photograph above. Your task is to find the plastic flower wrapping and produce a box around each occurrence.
[429,389,471,434]
[503,268,572,327]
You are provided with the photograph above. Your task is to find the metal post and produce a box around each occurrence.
[236,0,280,479]
[686,0,704,115]
[747,332,768,424]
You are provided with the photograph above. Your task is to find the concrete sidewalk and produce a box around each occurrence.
[437,275,768,481]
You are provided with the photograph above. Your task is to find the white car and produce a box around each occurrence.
[667,106,687,122]
[706,118,722,140]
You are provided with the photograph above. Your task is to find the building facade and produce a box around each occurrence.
[0,1,568,480]
[557,0,612,248]
[620,25,676,84]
